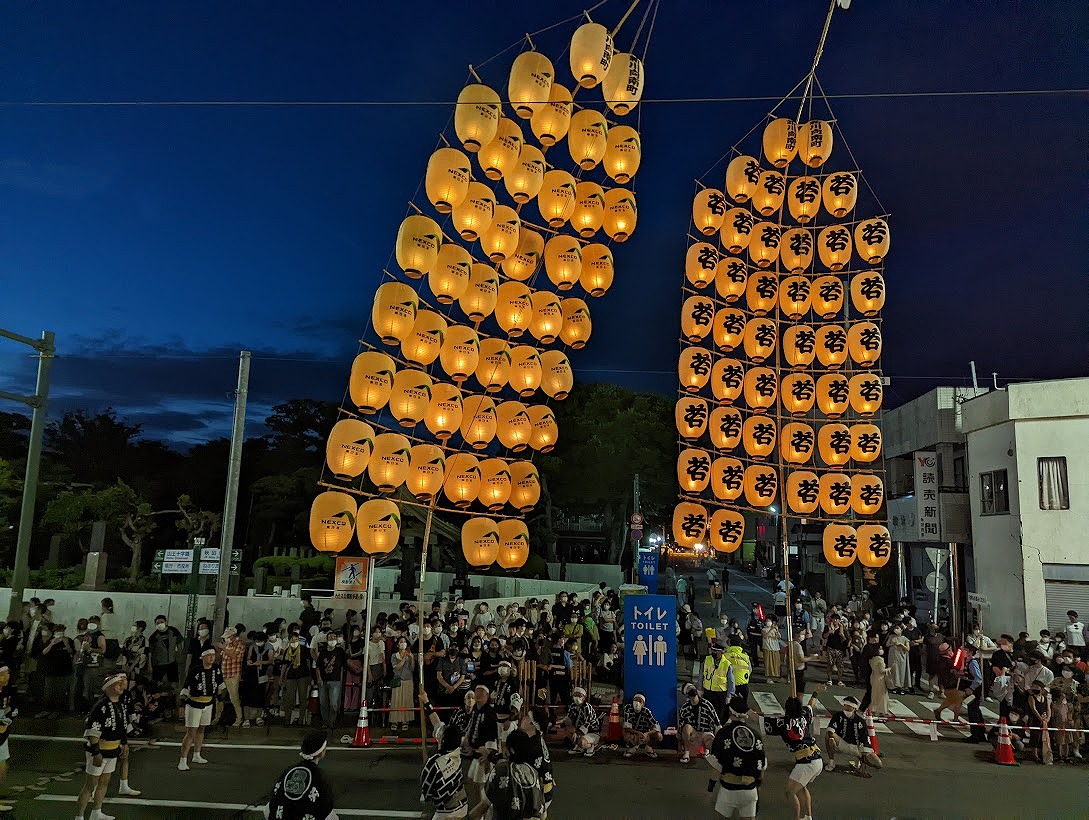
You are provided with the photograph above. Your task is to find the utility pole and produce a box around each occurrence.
[632,473,641,584]
[213,351,250,633]
[0,328,55,620]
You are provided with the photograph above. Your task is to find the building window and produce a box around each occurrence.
[980,469,1009,515]
[953,456,967,491]
[1038,457,1070,510]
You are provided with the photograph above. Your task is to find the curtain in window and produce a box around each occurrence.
[1039,457,1069,510]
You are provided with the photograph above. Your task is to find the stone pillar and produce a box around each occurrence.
[46,534,62,570]
[80,522,109,590]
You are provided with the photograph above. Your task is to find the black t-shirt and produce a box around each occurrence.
[268,759,334,820]
[40,638,74,675]
[990,649,1015,673]
[316,647,345,682]
[186,636,213,661]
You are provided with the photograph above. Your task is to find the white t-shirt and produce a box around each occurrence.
[1064,622,1086,647]
[706,569,718,584]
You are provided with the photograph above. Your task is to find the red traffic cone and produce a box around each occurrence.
[993,717,1018,766]
[865,709,880,756]
[605,697,623,742]
[353,701,372,748]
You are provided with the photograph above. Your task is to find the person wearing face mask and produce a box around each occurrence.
[552,594,571,625]
[281,632,313,727]
[83,617,110,696]
[678,683,720,764]
[242,631,274,728]
[622,692,662,758]
[598,600,616,654]
[562,686,601,756]
[389,636,415,732]
[315,631,347,731]
[886,623,911,695]
[39,623,74,718]
[549,631,573,704]
[714,615,732,649]
[27,621,53,706]
[183,620,213,684]
[341,626,365,714]
[492,660,517,729]
[418,623,443,702]
[525,599,540,627]
[562,612,584,650]
[825,695,881,772]
[148,616,183,689]
[217,627,245,728]
[478,638,501,687]
[121,621,149,678]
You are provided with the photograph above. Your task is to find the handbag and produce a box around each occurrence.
[391,676,402,688]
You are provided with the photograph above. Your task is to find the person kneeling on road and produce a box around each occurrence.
[706,695,766,820]
[622,692,663,759]
[825,695,882,772]
[262,730,337,820]
[678,683,720,764]
[178,647,226,771]
[562,687,601,757]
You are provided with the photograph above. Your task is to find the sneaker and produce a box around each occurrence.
[826,759,836,771]
[679,752,690,764]
[567,746,583,755]
[255,717,265,726]
[644,747,658,759]
[241,720,251,728]
[192,753,209,764]
[177,760,190,771]
[90,810,116,820]
[118,784,141,796]
[583,745,598,758]
[623,747,636,758]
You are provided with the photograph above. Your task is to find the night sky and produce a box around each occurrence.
[3,1,1086,445]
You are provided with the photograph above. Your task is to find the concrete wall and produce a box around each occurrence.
[883,387,987,458]
[546,563,623,589]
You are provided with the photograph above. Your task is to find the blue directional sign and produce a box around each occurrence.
[638,549,659,591]
[623,594,677,729]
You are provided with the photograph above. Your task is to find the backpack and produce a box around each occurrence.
[486,760,544,820]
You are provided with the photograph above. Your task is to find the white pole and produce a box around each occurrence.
[213,351,250,632]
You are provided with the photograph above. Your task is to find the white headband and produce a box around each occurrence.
[300,741,327,760]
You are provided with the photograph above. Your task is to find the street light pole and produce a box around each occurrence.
[213,351,250,633]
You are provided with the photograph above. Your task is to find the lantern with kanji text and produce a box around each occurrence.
[601,52,643,115]
[849,373,883,416]
[709,509,745,553]
[815,324,848,369]
[693,188,727,236]
[743,416,777,460]
[762,118,798,168]
[682,295,716,343]
[851,474,884,516]
[712,308,746,351]
[672,502,708,547]
[780,422,815,464]
[680,346,714,393]
[848,321,882,367]
[678,447,712,493]
[783,326,817,369]
[569,22,614,88]
[753,170,786,217]
[748,222,781,269]
[778,274,812,318]
[819,472,852,516]
[855,218,890,264]
[798,120,833,167]
[710,457,745,502]
[856,525,892,568]
[708,406,743,450]
[725,155,761,203]
[786,471,821,515]
[780,372,816,416]
[788,176,821,224]
[744,464,778,508]
[779,229,814,274]
[720,208,755,254]
[822,171,857,218]
[715,256,748,302]
[743,318,777,363]
[818,422,852,467]
[823,524,857,568]
[816,374,851,418]
[850,423,882,464]
[743,366,778,412]
[817,225,852,271]
[676,397,709,440]
[850,272,885,316]
[745,271,778,316]
[711,357,745,404]
[811,275,844,318]
[685,242,718,289]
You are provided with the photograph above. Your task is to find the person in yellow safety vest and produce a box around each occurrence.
[725,636,753,710]
[701,642,736,721]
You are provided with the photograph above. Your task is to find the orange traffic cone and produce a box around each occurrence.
[865,709,880,756]
[993,717,1018,766]
[605,697,623,742]
[353,701,372,747]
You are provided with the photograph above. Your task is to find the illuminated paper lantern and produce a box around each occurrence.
[510,346,543,396]
[478,458,513,511]
[715,256,748,302]
[429,243,473,304]
[537,170,577,227]
[852,474,884,516]
[508,51,554,119]
[406,444,446,502]
[743,318,777,363]
[855,218,891,264]
[679,346,713,393]
[780,422,815,465]
[823,524,857,568]
[815,324,848,369]
[747,222,781,269]
[544,235,583,290]
[685,242,718,289]
[778,275,812,319]
[367,433,411,493]
[709,509,745,554]
[388,368,433,426]
[710,457,745,502]
[856,525,892,568]
[712,308,746,352]
[673,502,708,548]
[495,281,533,339]
[496,401,532,452]
[571,181,606,238]
[603,187,637,241]
[371,281,418,345]
[819,473,853,516]
[753,170,786,217]
[786,471,820,515]
[822,172,857,218]
[798,120,833,167]
[531,80,573,147]
[788,176,821,224]
[356,499,401,555]
[604,125,641,183]
[480,117,523,181]
[711,357,745,404]
[720,208,755,254]
[743,416,777,460]
[675,397,709,440]
[501,227,544,281]
[783,326,817,369]
[309,491,357,553]
[762,118,798,168]
[425,382,463,440]
[443,453,481,509]
[569,22,613,88]
[818,423,852,466]
[540,350,573,399]
[528,290,563,344]
[780,372,816,416]
[497,519,530,569]
[678,447,712,493]
[349,352,395,414]
[439,325,481,383]
[568,108,608,170]
[816,374,851,418]
[817,225,853,271]
[462,517,500,567]
[425,147,471,213]
[451,182,495,241]
[848,321,882,368]
[811,275,845,318]
[849,374,883,417]
[480,205,520,262]
[459,264,499,321]
[509,461,541,511]
[560,297,592,349]
[744,464,778,508]
[476,337,512,393]
[455,84,501,152]
[745,272,779,316]
[743,366,778,412]
[601,52,644,115]
[725,155,761,203]
[527,404,559,452]
[402,309,448,366]
[460,394,498,449]
[504,144,546,203]
[681,295,716,343]
[708,406,743,450]
[779,229,814,274]
[850,272,886,316]
[850,423,882,464]
[325,419,375,479]
[693,188,728,236]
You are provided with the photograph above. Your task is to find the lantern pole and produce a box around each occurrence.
[795,0,839,122]
[417,496,437,763]
[359,555,377,727]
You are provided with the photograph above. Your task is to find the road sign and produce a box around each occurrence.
[624,594,677,729]
[630,513,644,526]
[630,528,643,542]
[154,560,239,576]
[638,550,658,591]
[334,556,370,600]
[924,571,948,594]
[160,560,194,574]
[967,592,989,608]
[193,537,206,547]
[154,549,193,562]
[199,548,243,562]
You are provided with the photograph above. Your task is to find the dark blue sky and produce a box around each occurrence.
[2,1,1086,444]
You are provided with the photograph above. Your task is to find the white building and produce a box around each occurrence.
[961,377,1089,636]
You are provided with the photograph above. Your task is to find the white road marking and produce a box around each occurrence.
[886,698,931,736]
[13,735,408,752]
[752,691,783,716]
[35,794,424,817]
[919,701,970,736]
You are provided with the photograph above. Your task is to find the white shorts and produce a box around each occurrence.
[715,787,758,818]
[580,732,601,747]
[788,759,823,787]
[185,703,214,728]
[85,752,118,776]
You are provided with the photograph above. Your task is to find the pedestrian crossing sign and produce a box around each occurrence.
[334,556,370,599]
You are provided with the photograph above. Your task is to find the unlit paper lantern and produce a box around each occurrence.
[855,218,890,264]
[823,524,857,568]
[367,433,411,493]
[601,52,644,115]
[851,474,884,516]
[510,346,543,396]
[580,244,614,296]
[462,517,500,567]
[762,118,798,168]
[681,295,716,343]
[711,357,745,404]
[309,491,357,553]
[476,337,512,393]
[425,147,471,213]
[478,458,512,510]
[540,349,573,399]
[349,352,395,414]
[712,308,746,352]
[708,406,743,450]
[509,461,541,511]
[496,401,532,451]
[508,51,555,119]
[743,366,778,412]
[856,525,892,568]
[816,373,851,418]
[439,325,481,383]
[818,422,852,466]
[497,519,530,569]
[786,471,820,515]
[443,453,480,509]
[571,182,606,238]
[357,498,401,555]
[819,473,853,516]
[780,372,816,416]
[604,125,641,183]
[504,144,546,203]
[325,419,375,479]
[454,84,501,152]
[725,155,761,203]
[406,444,446,502]
[849,374,883,417]
[693,188,727,236]
[480,117,524,181]
[544,235,583,290]
[425,382,463,440]
[850,272,885,316]
[402,309,448,366]
[673,502,708,548]
[459,264,499,321]
[710,457,745,502]
[817,225,852,271]
[815,324,848,369]
[742,415,777,460]
[744,464,777,508]
[451,182,495,242]
[685,242,718,289]
[531,82,573,146]
[798,120,833,167]
[372,281,419,345]
[848,321,882,368]
[495,282,533,339]
[569,22,613,88]
[537,170,578,227]
[501,227,544,281]
[675,397,709,440]
[679,346,713,393]
[528,291,563,344]
[526,404,559,452]
[560,297,592,348]
[603,187,636,241]
[822,172,857,218]
[460,394,498,449]
[568,108,608,170]
[389,368,433,427]
[677,447,712,493]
